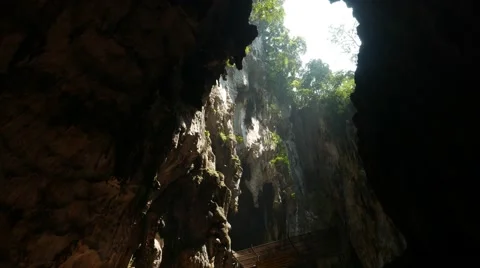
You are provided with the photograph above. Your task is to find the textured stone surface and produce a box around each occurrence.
[222,48,294,249]
[338,0,479,265]
[291,105,405,268]
[216,35,404,268]
[147,110,234,267]
[0,0,255,267]
[2,0,477,266]
[205,84,243,213]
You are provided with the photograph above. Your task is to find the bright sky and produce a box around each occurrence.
[283,0,359,72]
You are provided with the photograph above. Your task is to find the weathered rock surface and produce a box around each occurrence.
[217,35,404,268]
[290,105,405,268]
[338,0,479,265]
[1,0,478,266]
[217,41,296,249]
[0,0,256,267]
[205,84,243,213]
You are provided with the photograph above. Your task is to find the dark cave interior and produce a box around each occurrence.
[0,0,478,267]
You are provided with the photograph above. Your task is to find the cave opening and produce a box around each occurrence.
[229,0,361,232]
[0,0,476,267]
[225,1,383,267]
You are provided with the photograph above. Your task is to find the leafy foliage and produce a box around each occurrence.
[219,131,244,144]
[251,0,306,105]
[245,45,251,55]
[328,21,361,64]
[251,0,358,157]
[219,132,228,142]
[235,135,244,143]
[251,0,286,29]
[293,60,355,111]
[271,132,282,146]
[250,0,360,215]
[270,154,289,166]
[269,131,290,169]
[251,0,356,114]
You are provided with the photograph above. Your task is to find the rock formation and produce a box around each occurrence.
[215,35,405,268]
[0,0,477,267]
[217,39,296,249]
[0,0,255,267]
[290,104,405,268]
[337,0,479,266]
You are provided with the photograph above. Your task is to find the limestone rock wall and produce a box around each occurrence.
[290,105,405,268]
[205,84,243,213]
[337,0,479,265]
[216,33,406,267]
[208,39,298,249]
[0,0,256,267]
[2,0,477,266]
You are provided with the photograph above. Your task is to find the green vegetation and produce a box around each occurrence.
[270,154,289,166]
[248,0,360,217]
[245,45,251,55]
[251,0,306,105]
[248,0,359,176]
[235,135,244,143]
[204,168,220,178]
[293,62,355,111]
[232,154,242,169]
[226,60,235,68]
[328,21,361,64]
[271,132,282,146]
[219,132,228,142]
[218,131,244,144]
[251,0,357,116]
[269,131,290,169]
[251,0,285,26]
[205,130,210,138]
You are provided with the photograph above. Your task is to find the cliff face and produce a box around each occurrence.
[290,105,405,268]
[0,0,255,267]
[213,36,404,268]
[1,0,477,267]
[339,0,479,265]
[216,39,295,248]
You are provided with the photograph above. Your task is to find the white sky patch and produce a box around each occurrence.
[283,0,359,72]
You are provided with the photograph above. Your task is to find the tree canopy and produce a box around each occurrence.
[328,21,361,64]
[250,0,357,115]
[250,0,305,105]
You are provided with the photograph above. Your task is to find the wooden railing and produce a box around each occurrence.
[232,228,345,268]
